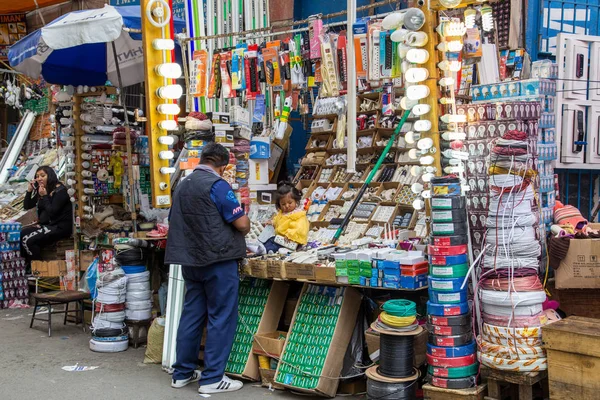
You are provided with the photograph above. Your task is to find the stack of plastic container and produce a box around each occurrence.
[91,251,128,352]
[0,222,27,309]
[113,238,152,322]
[426,177,478,389]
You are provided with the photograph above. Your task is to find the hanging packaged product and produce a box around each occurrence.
[368,23,382,84]
[337,32,348,91]
[353,20,369,90]
[262,46,282,88]
[231,47,246,91]
[279,46,292,92]
[290,34,305,87]
[276,96,293,140]
[220,51,235,99]
[379,30,393,79]
[319,34,340,97]
[309,16,323,59]
[190,50,209,97]
[273,93,281,132]
[208,53,222,99]
[245,44,261,99]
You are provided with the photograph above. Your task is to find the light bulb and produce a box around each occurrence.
[67,188,76,196]
[402,8,425,31]
[413,198,424,210]
[81,144,92,151]
[157,103,181,115]
[405,131,420,144]
[412,104,431,116]
[438,60,462,72]
[81,195,89,202]
[420,155,435,165]
[82,161,91,169]
[441,114,468,123]
[157,85,183,100]
[83,188,95,194]
[67,179,77,186]
[82,170,92,177]
[159,120,178,131]
[153,38,175,50]
[417,137,434,150]
[442,131,467,141]
[70,197,77,203]
[400,97,419,110]
[414,120,432,132]
[408,149,419,160]
[159,150,175,160]
[422,172,435,182]
[440,97,456,105]
[410,166,422,177]
[421,190,431,199]
[81,152,92,160]
[160,167,176,174]
[465,8,477,29]
[437,41,464,53]
[438,0,462,8]
[411,182,424,194]
[382,12,404,30]
[155,63,182,79]
[406,85,431,101]
[159,182,169,190]
[481,5,494,32]
[404,68,429,83]
[83,180,95,185]
[158,135,177,145]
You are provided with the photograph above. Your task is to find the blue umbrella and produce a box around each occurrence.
[8,4,185,86]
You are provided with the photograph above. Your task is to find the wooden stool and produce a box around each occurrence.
[423,383,487,400]
[30,290,89,337]
[481,366,549,400]
[125,319,152,348]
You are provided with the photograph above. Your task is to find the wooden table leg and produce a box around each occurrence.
[487,379,501,400]
[519,384,533,400]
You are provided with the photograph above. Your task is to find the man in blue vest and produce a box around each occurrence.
[165,142,250,394]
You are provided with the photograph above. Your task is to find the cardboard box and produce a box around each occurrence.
[249,159,269,185]
[250,137,271,159]
[79,251,96,271]
[365,327,428,367]
[253,331,288,357]
[230,281,289,382]
[543,316,600,400]
[259,368,285,390]
[267,259,286,279]
[276,285,362,397]
[285,262,315,280]
[315,266,337,283]
[249,184,277,205]
[32,260,67,277]
[556,224,600,289]
[250,260,269,279]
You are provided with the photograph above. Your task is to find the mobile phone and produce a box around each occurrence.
[33,181,39,190]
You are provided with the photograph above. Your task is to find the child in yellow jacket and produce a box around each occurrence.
[263,181,309,253]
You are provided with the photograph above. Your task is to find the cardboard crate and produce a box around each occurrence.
[267,259,286,279]
[275,284,362,397]
[555,224,600,288]
[259,368,285,390]
[543,316,600,400]
[228,281,289,382]
[252,331,287,358]
[286,262,315,280]
[79,251,97,271]
[32,260,67,277]
[315,266,337,283]
[250,260,269,279]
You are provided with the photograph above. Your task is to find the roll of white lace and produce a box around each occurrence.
[125,271,150,283]
[125,308,152,320]
[480,289,546,307]
[126,290,152,302]
[94,311,126,323]
[127,281,150,291]
[126,300,153,310]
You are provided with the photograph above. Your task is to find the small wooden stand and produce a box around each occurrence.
[422,383,487,400]
[481,366,548,400]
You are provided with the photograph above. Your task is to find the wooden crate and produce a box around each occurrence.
[543,316,600,400]
[423,383,487,400]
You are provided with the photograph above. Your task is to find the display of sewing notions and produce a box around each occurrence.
[366,299,421,400]
[426,175,478,389]
[56,87,77,203]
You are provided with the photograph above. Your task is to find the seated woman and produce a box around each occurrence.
[20,166,72,265]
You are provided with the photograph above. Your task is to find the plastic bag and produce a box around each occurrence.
[144,317,165,364]
[84,257,99,299]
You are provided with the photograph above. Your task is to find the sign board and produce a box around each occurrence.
[109,0,185,20]
[0,13,27,60]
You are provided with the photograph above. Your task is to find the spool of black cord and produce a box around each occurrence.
[366,366,418,400]
[378,334,415,378]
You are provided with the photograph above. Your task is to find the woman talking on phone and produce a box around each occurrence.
[20,166,72,265]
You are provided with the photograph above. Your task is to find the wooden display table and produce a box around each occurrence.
[481,366,548,400]
[422,383,487,400]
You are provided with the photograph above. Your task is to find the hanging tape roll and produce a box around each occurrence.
[427,374,477,390]
[428,244,468,256]
[428,288,468,304]
[429,332,473,347]
[427,341,476,358]
[427,323,471,336]
[428,277,465,292]
[431,235,468,246]
[427,363,479,379]
[431,209,467,223]
[426,353,477,368]
[365,366,418,400]
[429,264,469,278]
[427,313,471,327]
[429,254,468,266]
[430,196,466,210]
[431,222,469,236]
[427,301,470,316]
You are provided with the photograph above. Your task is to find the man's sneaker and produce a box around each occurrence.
[171,370,201,388]
[198,376,243,394]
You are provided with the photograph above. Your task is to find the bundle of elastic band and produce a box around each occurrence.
[376,299,418,332]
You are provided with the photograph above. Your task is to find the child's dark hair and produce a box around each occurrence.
[275,181,302,210]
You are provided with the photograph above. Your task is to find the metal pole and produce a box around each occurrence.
[346,0,357,173]
[111,41,138,233]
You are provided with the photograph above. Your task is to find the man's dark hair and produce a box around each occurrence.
[200,142,230,167]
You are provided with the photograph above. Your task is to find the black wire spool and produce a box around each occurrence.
[378,333,415,379]
[426,374,477,389]
[366,366,418,400]
[115,247,146,266]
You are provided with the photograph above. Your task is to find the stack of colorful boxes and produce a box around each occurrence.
[426,186,477,389]
[0,222,27,309]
